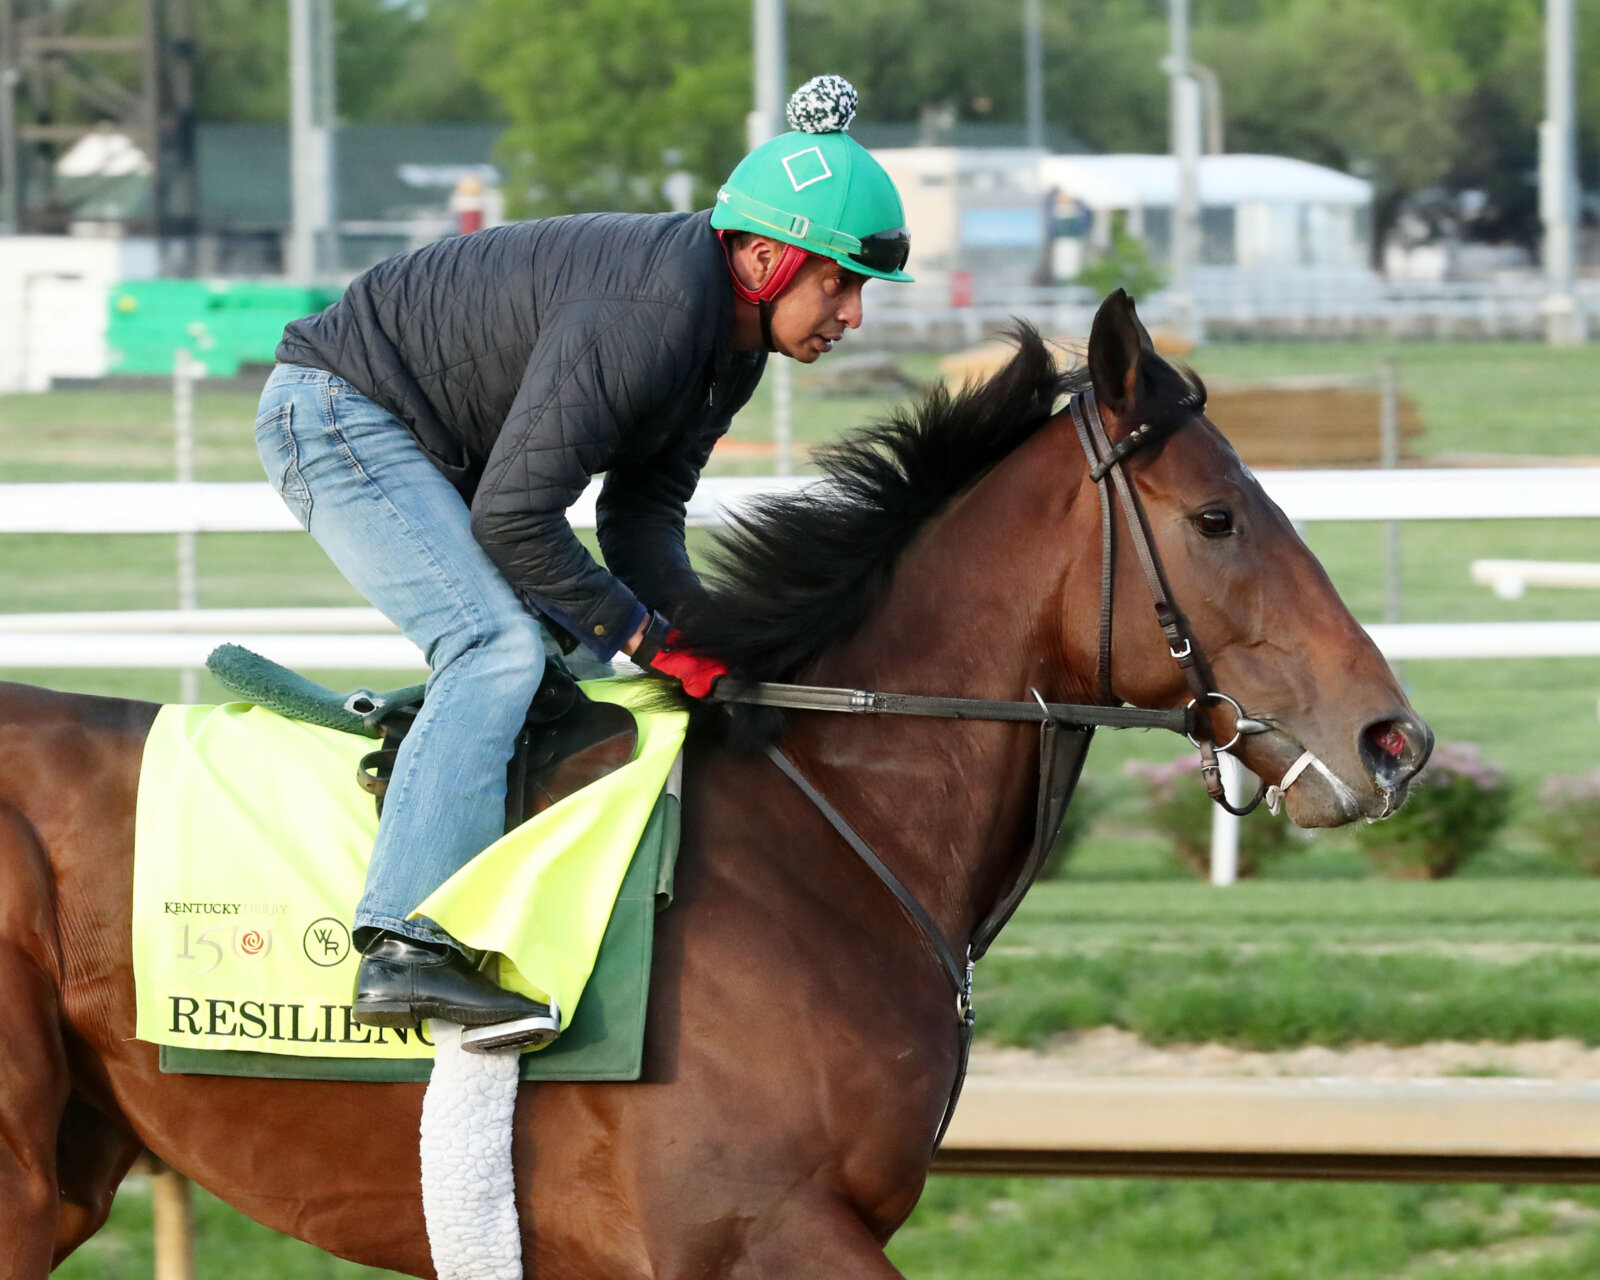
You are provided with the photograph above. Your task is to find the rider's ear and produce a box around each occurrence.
[1088,289,1156,422]
[747,237,778,289]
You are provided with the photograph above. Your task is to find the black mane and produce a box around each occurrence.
[672,324,1080,741]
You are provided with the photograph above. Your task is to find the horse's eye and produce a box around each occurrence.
[1196,508,1234,538]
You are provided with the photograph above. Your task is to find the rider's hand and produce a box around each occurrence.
[631,611,728,698]
[621,616,651,656]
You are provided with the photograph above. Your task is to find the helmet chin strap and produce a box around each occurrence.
[758,298,779,355]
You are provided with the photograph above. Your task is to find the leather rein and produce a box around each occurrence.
[707,385,1268,1148]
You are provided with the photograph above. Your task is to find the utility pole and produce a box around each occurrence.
[0,0,17,232]
[288,0,336,282]
[750,0,793,476]
[1540,0,1585,345]
[1023,0,1044,150]
[1168,0,1202,344]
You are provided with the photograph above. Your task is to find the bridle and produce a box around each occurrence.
[1068,386,1270,818]
[706,384,1293,1148]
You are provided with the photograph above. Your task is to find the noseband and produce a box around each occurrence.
[1067,387,1268,818]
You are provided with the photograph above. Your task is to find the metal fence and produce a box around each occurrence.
[860,274,1600,347]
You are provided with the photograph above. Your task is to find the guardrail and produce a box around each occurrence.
[860,278,1600,346]
[3,470,1599,669]
[934,1076,1600,1183]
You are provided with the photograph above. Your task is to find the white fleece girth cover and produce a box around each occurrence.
[420,1023,523,1280]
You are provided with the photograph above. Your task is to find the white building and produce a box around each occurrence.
[873,146,1052,284]
[1041,153,1372,273]
[873,148,1373,285]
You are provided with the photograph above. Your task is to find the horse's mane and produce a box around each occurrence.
[670,323,1083,746]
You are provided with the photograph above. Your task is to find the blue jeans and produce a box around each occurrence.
[255,364,593,949]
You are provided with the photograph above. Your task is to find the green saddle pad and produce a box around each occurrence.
[136,678,686,1083]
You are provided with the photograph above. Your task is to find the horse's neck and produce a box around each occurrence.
[789,421,1094,948]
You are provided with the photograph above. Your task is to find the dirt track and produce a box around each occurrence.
[971,1028,1600,1080]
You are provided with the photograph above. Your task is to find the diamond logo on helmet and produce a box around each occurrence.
[781,147,833,192]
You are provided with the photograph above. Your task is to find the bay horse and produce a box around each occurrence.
[0,290,1428,1279]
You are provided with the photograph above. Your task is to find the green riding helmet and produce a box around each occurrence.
[712,74,913,283]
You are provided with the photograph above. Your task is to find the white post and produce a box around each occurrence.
[772,362,794,476]
[288,0,337,282]
[1380,359,1402,628]
[1209,753,1251,886]
[174,348,200,703]
[750,0,794,475]
[1541,0,1584,345]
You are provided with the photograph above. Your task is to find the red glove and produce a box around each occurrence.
[633,612,728,699]
[650,645,729,699]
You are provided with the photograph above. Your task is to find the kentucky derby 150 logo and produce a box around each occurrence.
[303,917,352,967]
[176,924,275,976]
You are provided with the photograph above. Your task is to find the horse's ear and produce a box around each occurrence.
[1088,289,1156,419]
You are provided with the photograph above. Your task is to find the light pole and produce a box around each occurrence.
[288,0,337,282]
[1024,0,1044,151]
[1168,0,1202,344]
[1540,0,1585,345]
[750,0,794,475]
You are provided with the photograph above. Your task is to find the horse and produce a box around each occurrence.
[0,290,1429,1279]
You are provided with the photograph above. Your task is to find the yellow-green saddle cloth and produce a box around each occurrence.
[136,679,686,1082]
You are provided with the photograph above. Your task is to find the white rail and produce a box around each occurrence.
[4,469,1600,534]
[3,470,1599,669]
[1473,558,1600,599]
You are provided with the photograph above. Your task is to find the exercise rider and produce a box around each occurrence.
[255,75,913,1052]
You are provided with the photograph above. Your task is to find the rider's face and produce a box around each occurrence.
[762,253,867,362]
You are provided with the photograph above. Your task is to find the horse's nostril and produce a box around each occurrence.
[1359,715,1432,789]
[1371,724,1407,760]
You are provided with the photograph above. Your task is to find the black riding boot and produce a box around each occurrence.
[353,931,560,1051]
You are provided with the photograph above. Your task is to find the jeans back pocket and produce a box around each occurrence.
[254,399,313,528]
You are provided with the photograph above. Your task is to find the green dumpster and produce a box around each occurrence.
[107,281,340,377]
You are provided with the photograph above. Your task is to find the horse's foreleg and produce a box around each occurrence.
[735,1198,910,1280]
[0,805,71,1278]
[651,1191,909,1280]
[52,1095,144,1265]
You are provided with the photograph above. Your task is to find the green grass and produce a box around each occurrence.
[889,1180,1600,1280]
[977,881,1600,1049]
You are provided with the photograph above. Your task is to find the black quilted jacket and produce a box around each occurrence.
[276,210,765,658]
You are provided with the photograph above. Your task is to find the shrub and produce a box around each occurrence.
[1075,222,1166,301]
[1536,766,1600,873]
[1355,742,1512,879]
[1124,754,1294,878]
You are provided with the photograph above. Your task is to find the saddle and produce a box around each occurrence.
[205,644,638,830]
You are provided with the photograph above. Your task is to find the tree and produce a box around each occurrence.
[190,0,499,124]
[1198,2,1459,252]
[459,0,748,216]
